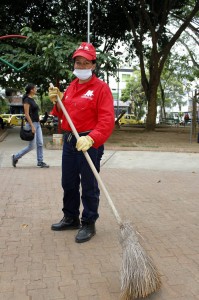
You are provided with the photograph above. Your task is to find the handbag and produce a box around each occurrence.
[20,118,35,141]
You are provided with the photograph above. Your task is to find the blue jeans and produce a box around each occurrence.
[62,133,104,223]
[15,122,44,163]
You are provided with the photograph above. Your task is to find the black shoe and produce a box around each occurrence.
[51,216,80,231]
[12,154,18,167]
[75,223,96,243]
[37,162,49,168]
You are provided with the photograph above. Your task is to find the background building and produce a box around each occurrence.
[109,66,133,117]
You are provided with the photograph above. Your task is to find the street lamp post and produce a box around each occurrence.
[114,52,123,117]
[87,0,91,43]
[116,66,120,117]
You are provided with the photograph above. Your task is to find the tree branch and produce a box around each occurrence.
[159,1,199,73]
[119,0,149,93]
[179,38,199,68]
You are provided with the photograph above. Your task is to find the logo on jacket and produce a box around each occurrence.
[82,90,94,100]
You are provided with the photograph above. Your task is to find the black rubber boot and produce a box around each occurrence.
[75,223,96,243]
[51,216,80,231]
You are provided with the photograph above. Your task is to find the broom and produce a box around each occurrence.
[50,84,162,299]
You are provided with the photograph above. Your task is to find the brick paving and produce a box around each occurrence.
[0,166,199,299]
[0,128,199,299]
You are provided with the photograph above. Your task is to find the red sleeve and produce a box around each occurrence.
[50,105,60,117]
[89,83,115,148]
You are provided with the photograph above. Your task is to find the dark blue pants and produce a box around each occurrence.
[62,133,104,224]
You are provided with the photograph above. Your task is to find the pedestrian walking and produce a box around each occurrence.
[184,113,190,126]
[12,83,49,168]
[49,42,115,243]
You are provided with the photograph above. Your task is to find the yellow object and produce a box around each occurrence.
[76,136,94,152]
[10,114,25,126]
[119,114,143,125]
[48,87,63,103]
[0,114,12,125]
[0,114,25,126]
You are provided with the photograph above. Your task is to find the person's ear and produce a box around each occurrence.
[91,64,96,71]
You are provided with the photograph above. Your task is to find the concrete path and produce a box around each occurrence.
[0,127,199,300]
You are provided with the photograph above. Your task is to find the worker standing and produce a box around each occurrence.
[49,42,115,243]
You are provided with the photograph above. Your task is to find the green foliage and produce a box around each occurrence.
[158,53,189,110]
[0,25,119,91]
[95,50,121,82]
[0,27,79,91]
[39,95,54,114]
[0,0,59,35]
[0,25,119,113]
[0,97,9,113]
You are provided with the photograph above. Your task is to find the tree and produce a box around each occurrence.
[0,27,119,113]
[0,24,119,90]
[118,0,199,130]
[0,0,59,35]
[0,28,79,89]
[158,53,189,119]
[159,73,186,120]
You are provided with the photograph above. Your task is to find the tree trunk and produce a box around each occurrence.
[145,80,159,131]
[146,98,157,130]
[192,90,197,138]
[159,81,166,119]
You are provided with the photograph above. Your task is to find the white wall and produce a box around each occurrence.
[108,66,133,99]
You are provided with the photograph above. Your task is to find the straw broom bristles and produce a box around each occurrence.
[120,222,162,299]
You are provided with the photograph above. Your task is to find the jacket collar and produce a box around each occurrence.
[71,74,97,87]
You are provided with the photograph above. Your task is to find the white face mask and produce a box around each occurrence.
[73,69,92,80]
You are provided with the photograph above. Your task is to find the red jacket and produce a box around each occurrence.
[51,75,115,148]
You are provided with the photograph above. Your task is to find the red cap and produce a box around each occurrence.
[72,42,96,60]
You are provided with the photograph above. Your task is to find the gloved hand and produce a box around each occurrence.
[76,136,94,152]
[48,86,63,104]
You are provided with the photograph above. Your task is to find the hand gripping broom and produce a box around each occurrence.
[50,84,162,299]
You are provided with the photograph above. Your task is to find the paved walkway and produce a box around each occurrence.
[0,127,199,300]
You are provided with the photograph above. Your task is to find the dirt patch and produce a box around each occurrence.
[105,125,199,153]
[1,125,199,153]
